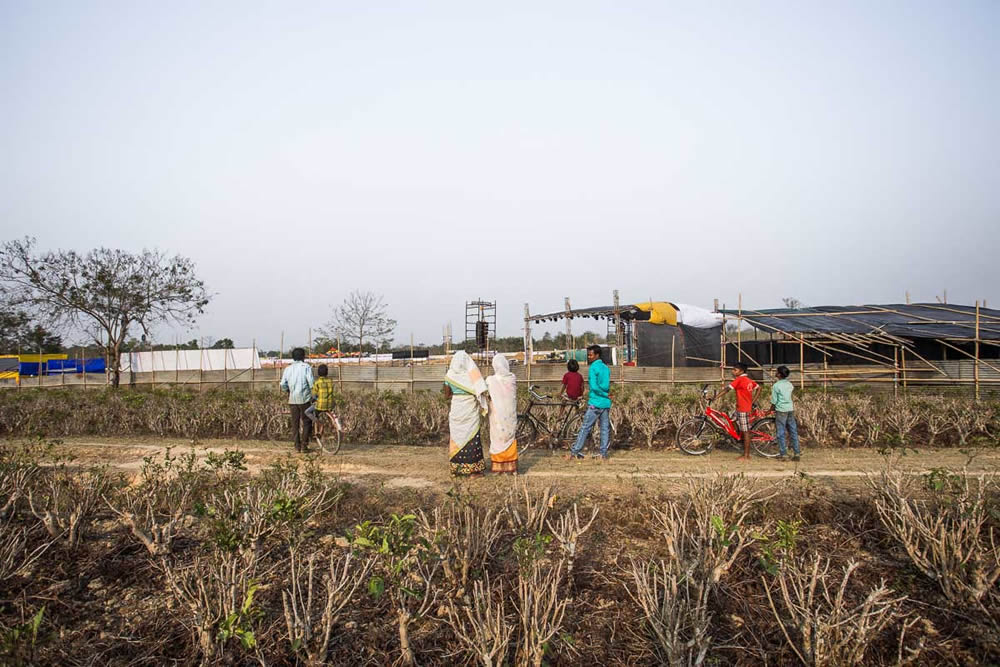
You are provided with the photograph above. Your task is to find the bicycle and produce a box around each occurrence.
[675,385,779,457]
[515,385,616,451]
[274,407,343,454]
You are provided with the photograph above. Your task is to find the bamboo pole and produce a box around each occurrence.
[175,341,179,384]
[337,335,343,392]
[671,334,675,384]
[199,343,204,392]
[524,303,532,386]
[614,289,624,387]
[223,341,228,388]
[798,340,804,390]
[410,333,414,395]
[565,297,573,356]
[38,343,42,388]
[893,347,899,398]
[737,293,742,362]
[975,301,981,401]
[901,345,907,391]
[721,304,727,382]
[250,339,255,392]
[279,331,284,390]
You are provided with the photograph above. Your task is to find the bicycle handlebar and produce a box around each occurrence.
[528,384,551,400]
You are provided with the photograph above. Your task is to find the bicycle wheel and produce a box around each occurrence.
[314,413,343,455]
[749,417,779,458]
[562,410,612,452]
[515,416,537,449]
[676,417,716,456]
[268,413,289,440]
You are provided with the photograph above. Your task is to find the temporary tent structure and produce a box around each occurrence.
[525,300,723,367]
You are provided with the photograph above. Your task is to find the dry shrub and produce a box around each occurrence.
[281,547,375,667]
[446,574,514,667]
[766,555,905,666]
[417,501,504,593]
[2,386,996,450]
[198,472,333,560]
[27,467,112,549]
[623,391,674,448]
[869,469,1000,622]
[0,522,52,583]
[107,481,191,557]
[350,513,441,666]
[625,475,770,664]
[516,555,568,667]
[504,482,554,536]
[885,398,922,443]
[0,461,37,521]
[162,547,262,660]
[546,503,598,580]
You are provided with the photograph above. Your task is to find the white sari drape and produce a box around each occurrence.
[445,351,488,454]
[486,353,518,459]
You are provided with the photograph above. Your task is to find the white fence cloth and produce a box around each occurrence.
[121,348,262,372]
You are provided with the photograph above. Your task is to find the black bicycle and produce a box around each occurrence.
[515,385,615,451]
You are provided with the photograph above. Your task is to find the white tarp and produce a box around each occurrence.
[674,304,724,329]
[121,348,262,372]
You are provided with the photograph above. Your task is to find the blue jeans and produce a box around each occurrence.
[775,410,800,456]
[571,406,610,457]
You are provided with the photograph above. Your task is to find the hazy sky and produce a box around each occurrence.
[2,1,997,349]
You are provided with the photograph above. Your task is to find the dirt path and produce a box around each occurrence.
[15,436,1000,493]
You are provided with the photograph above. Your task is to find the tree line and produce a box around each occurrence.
[0,238,621,387]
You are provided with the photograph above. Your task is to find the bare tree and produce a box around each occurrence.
[324,290,396,353]
[782,297,804,309]
[0,237,210,387]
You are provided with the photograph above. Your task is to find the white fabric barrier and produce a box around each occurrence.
[121,348,262,372]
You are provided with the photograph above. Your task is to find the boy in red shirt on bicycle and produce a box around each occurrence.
[712,362,760,461]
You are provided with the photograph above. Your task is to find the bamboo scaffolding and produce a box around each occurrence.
[976,301,981,401]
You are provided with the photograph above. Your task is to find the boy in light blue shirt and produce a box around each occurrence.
[770,365,800,460]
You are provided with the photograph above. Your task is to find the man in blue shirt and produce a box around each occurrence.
[566,344,612,461]
[280,347,315,452]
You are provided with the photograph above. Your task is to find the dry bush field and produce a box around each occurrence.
[1,437,1000,665]
[1,387,999,450]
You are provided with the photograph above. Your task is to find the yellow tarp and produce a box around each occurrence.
[634,302,678,326]
[16,354,68,363]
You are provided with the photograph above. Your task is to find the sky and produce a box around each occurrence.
[1,1,997,349]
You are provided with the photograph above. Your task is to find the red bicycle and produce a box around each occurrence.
[675,385,779,457]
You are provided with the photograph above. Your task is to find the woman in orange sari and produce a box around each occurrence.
[486,353,518,474]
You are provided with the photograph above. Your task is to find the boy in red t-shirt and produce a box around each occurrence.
[712,362,760,461]
[561,359,584,401]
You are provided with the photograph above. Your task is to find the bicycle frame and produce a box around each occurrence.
[700,388,774,443]
[519,386,582,437]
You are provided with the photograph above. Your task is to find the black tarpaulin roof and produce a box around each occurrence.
[719,304,1000,341]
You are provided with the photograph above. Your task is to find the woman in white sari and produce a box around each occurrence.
[486,353,518,474]
[442,351,489,476]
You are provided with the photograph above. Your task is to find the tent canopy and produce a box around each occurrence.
[529,301,721,329]
[720,303,1000,341]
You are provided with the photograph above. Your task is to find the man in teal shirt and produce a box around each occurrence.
[770,365,801,460]
[567,345,612,460]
